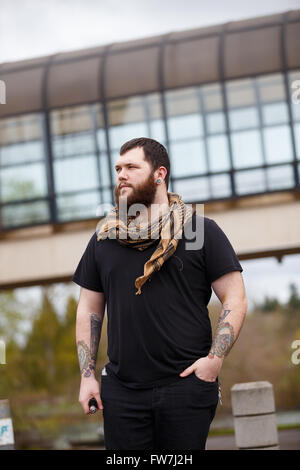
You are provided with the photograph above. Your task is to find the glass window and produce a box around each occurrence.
[201,83,223,112]
[168,114,203,140]
[109,122,148,151]
[266,165,294,190]
[174,177,210,202]
[291,99,300,122]
[263,126,293,164]
[235,169,266,195]
[0,113,42,146]
[2,201,49,228]
[294,123,300,160]
[210,174,231,198]
[170,140,206,177]
[229,107,259,131]
[0,163,47,202]
[102,188,113,205]
[52,133,95,158]
[226,78,256,108]
[166,88,200,117]
[99,154,111,187]
[231,130,263,169]
[0,113,48,227]
[257,73,286,103]
[144,93,164,121]
[109,99,145,127]
[102,189,112,206]
[262,102,289,126]
[56,191,100,221]
[206,112,226,134]
[288,70,300,121]
[111,150,121,182]
[51,105,94,136]
[97,128,107,151]
[149,119,166,143]
[0,141,44,166]
[207,135,230,172]
[108,94,163,151]
[54,156,98,193]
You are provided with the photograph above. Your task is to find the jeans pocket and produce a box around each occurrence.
[192,372,217,385]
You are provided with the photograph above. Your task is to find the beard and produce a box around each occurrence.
[114,171,158,212]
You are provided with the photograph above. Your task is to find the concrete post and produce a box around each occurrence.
[231,381,279,450]
[0,399,15,450]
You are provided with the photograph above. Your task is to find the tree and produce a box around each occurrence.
[287,283,300,311]
[23,288,61,394]
[0,290,24,344]
[257,295,281,312]
[54,294,79,391]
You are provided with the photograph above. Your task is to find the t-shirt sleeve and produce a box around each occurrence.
[204,217,243,284]
[72,232,104,292]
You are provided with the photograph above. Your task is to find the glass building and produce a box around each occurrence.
[0,10,299,230]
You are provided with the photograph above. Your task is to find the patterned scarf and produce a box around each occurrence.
[96,192,195,295]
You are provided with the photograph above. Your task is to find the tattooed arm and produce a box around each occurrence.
[76,287,106,414]
[209,271,247,359]
[180,271,247,381]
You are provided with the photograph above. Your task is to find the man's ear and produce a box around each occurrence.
[156,166,167,183]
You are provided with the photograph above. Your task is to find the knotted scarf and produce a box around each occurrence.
[96,192,195,295]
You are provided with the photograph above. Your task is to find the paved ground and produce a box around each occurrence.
[206,428,300,450]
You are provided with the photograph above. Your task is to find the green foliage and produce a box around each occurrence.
[0,285,107,403]
[0,287,80,398]
[256,295,281,312]
[254,282,300,314]
[0,290,25,343]
[287,283,300,311]
[23,289,62,393]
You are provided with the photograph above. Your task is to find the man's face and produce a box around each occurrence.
[114,147,157,209]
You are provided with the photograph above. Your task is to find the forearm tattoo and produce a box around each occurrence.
[209,303,235,359]
[77,313,102,377]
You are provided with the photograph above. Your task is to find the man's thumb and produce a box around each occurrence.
[179,366,194,377]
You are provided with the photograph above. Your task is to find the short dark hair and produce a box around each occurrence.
[120,137,170,190]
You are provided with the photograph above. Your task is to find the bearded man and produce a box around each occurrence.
[73,137,247,450]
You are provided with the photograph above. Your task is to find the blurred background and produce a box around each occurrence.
[0,0,299,450]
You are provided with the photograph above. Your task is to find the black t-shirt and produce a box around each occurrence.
[72,214,243,389]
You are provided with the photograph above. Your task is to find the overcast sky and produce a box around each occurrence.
[2,0,300,309]
[1,0,300,63]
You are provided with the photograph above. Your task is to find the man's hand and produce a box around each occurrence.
[179,355,223,382]
[79,376,103,414]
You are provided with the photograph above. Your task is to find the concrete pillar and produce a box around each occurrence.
[231,381,279,450]
[0,399,15,450]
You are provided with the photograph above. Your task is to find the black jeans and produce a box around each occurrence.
[100,372,219,450]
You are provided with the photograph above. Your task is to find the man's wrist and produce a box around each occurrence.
[208,351,224,364]
[80,365,96,379]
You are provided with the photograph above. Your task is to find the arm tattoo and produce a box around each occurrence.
[90,314,102,364]
[77,340,92,377]
[218,303,232,323]
[209,303,235,359]
[77,313,102,378]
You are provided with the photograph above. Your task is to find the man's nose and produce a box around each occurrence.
[118,168,128,180]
